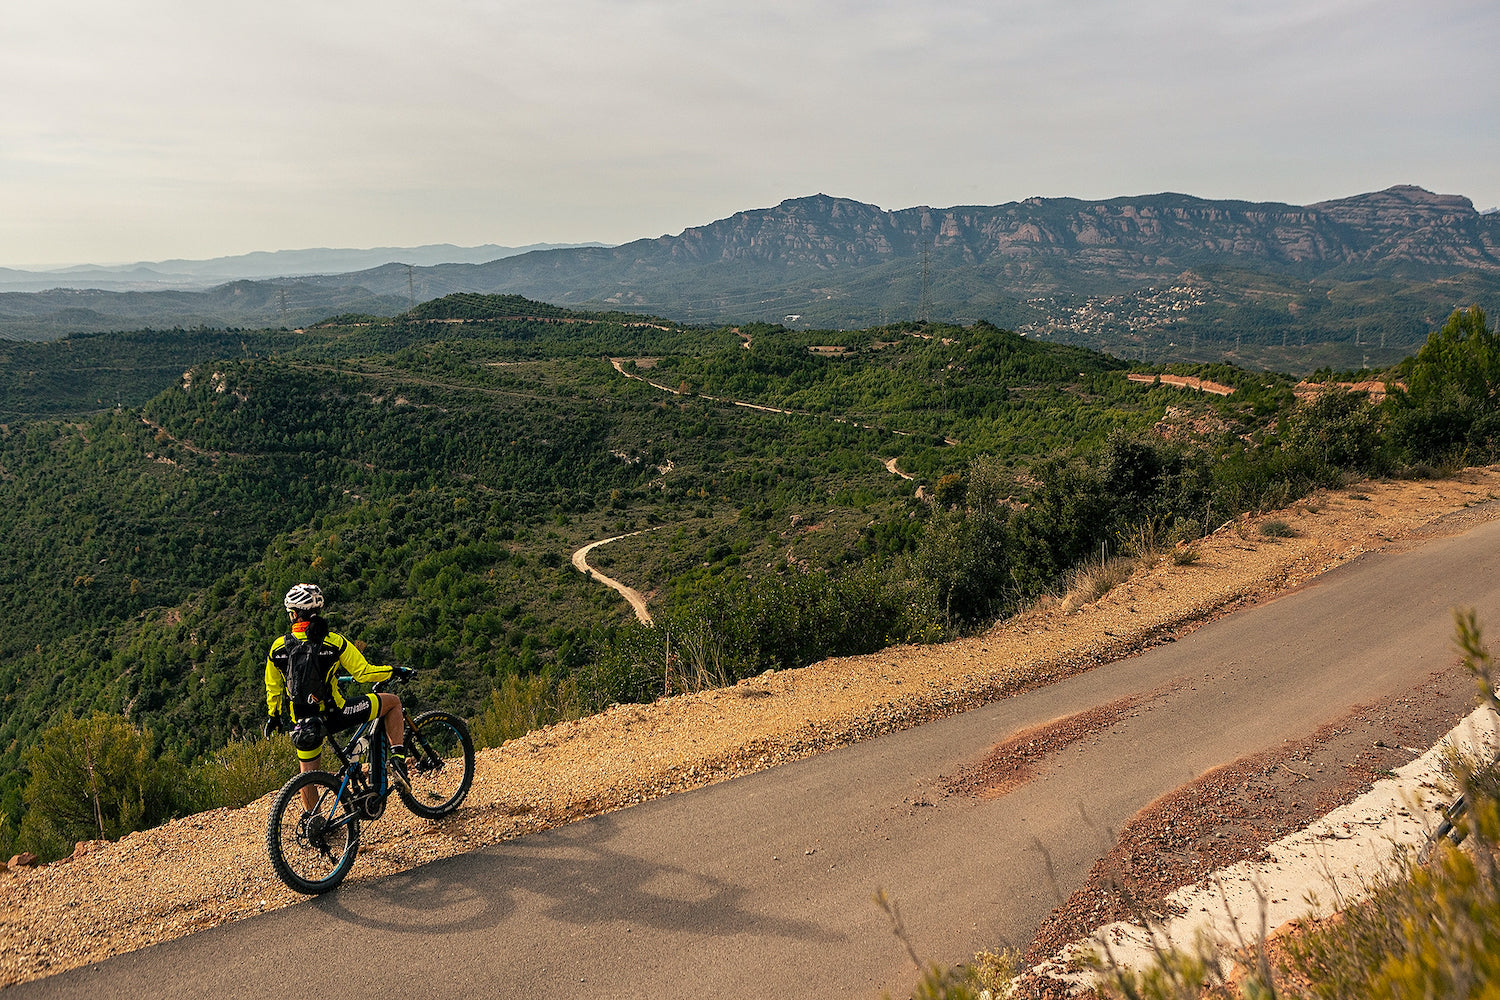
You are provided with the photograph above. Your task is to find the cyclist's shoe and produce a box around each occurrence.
[389,746,411,791]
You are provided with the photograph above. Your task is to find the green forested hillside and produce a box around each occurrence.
[0,328,309,418]
[6,294,1489,859]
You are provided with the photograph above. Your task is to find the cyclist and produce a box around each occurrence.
[266,583,413,809]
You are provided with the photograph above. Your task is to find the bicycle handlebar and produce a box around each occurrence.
[336,668,413,693]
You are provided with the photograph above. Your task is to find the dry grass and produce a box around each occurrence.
[1169,545,1201,566]
[1060,554,1147,614]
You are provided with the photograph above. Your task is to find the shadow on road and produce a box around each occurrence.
[312,862,503,935]
[312,809,842,946]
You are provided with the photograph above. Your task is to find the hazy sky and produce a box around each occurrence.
[3,0,1496,267]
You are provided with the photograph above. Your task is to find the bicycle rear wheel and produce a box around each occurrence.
[266,771,361,894]
[397,710,475,819]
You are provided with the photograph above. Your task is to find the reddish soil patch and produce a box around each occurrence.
[1126,373,1236,395]
[943,686,1179,799]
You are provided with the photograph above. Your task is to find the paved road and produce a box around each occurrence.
[20,519,1500,999]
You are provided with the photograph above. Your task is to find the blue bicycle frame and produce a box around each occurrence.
[316,680,400,826]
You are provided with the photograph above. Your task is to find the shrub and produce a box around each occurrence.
[1387,305,1500,465]
[1259,519,1297,538]
[574,622,673,711]
[910,430,1337,633]
[20,712,191,859]
[1118,515,1200,559]
[1281,385,1386,474]
[196,733,299,809]
[1211,447,1328,517]
[913,456,1017,627]
[1170,545,1201,566]
[566,563,940,713]
[1061,555,1137,613]
[673,565,935,680]
[471,673,580,749]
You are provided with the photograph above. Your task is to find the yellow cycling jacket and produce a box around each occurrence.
[264,620,393,721]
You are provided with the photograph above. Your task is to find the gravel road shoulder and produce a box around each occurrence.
[4,469,1500,988]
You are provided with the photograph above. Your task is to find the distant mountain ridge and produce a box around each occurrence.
[475,185,1496,284]
[2,186,1497,371]
[0,242,606,293]
[294,184,1496,306]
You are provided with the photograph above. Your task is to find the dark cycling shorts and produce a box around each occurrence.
[294,695,380,761]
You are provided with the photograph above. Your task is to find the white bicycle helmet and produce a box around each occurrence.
[283,583,325,613]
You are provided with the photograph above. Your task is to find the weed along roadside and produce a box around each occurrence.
[4,470,1500,989]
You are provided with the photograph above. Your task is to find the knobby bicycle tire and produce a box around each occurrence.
[397,710,475,819]
[267,771,361,894]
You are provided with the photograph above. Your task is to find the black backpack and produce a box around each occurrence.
[282,616,336,718]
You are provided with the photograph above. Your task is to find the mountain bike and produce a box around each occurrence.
[265,677,475,894]
[1417,747,1500,865]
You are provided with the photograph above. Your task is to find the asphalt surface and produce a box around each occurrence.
[18,518,1500,999]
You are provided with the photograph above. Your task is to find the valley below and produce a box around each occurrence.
[5,467,1499,991]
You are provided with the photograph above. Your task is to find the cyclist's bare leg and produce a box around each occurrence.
[293,695,402,811]
[299,755,323,811]
[376,692,404,750]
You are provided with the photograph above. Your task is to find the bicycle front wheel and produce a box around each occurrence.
[398,710,475,819]
[266,771,361,894]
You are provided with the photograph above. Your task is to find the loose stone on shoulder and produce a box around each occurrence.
[70,841,107,862]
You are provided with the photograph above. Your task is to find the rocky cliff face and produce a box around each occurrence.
[339,184,1492,369]
[615,186,1499,276]
[655,195,912,267]
[1310,185,1500,269]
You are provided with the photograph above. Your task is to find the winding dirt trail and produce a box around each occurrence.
[609,357,915,432]
[571,529,659,625]
[883,456,915,480]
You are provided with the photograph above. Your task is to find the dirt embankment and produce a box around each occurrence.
[4,470,1500,988]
